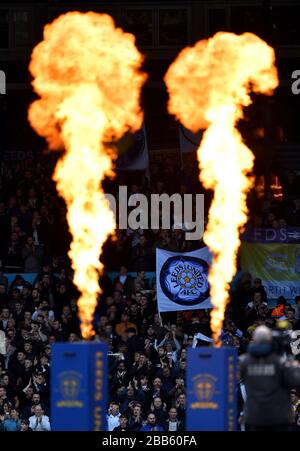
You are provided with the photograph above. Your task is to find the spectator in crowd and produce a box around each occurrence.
[0,408,21,431]
[140,412,164,432]
[22,392,49,419]
[271,296,287,319]
[22,237,43,273]
[149,396,168,425]
[28,404,51,431]
[20,418,31,431]
[107,402,121,431]
[291,389,300,422]
[115,313,137,337]
[113,266,133,296]
[163,407,183,431]
[175,393,186,422]
[128,403,144,431]
[0,308,10,332]
[113,413,131,431]
[252,278,267,302]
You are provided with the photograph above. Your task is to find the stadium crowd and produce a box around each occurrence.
[0,152,300,431]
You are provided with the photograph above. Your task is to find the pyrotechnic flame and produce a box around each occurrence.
[165,32,278,345]
[28,12,146,339]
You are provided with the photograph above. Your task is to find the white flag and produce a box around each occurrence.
[156,247,213,312]
[179,124,202,153]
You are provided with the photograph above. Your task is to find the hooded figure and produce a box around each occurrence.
[240,325,300,430]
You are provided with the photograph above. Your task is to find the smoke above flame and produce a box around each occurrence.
[165,32,278,344]
[28,12,146,339]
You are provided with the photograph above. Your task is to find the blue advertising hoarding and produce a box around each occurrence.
[241,227,300,243]
[187,347,237,431]
[51,342,107,431]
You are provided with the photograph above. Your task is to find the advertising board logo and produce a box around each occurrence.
[190,373,218,410]
[265,253,288,272]
[56,371,84,408]
[60,371,81,399]
[194,374,215,401]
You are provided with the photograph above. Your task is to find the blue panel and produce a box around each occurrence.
[51,343,107,431]
[187,347,237,431]
[89,345,108,431]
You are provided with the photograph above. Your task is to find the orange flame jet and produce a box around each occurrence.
[28,12,146,339]
[165,32,278,345]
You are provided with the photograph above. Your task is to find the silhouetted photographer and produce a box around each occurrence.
[240,325,300,431]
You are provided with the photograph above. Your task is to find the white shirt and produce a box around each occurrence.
[1,319,8,330]
[29,414,51,431]
[0,331,6,354]
[107,413,121,431]
[33,229,39,245]
[167,420,178,431]
[119,275,127,285]
[32,309,55,322]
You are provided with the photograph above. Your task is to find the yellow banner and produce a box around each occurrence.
[240,243,300,298]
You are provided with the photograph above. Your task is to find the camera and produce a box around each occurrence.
[272,320,292,355]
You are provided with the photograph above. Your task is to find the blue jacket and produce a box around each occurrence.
[2,418,21,431]
[140,424,164,432]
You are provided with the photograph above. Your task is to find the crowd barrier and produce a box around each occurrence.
[3,272,156,289]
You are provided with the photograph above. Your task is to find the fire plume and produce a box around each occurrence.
[28,12,146,339]
[165,32,278,344]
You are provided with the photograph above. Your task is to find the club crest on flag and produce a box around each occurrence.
[156,247,212,312]
[160,256,209,306]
